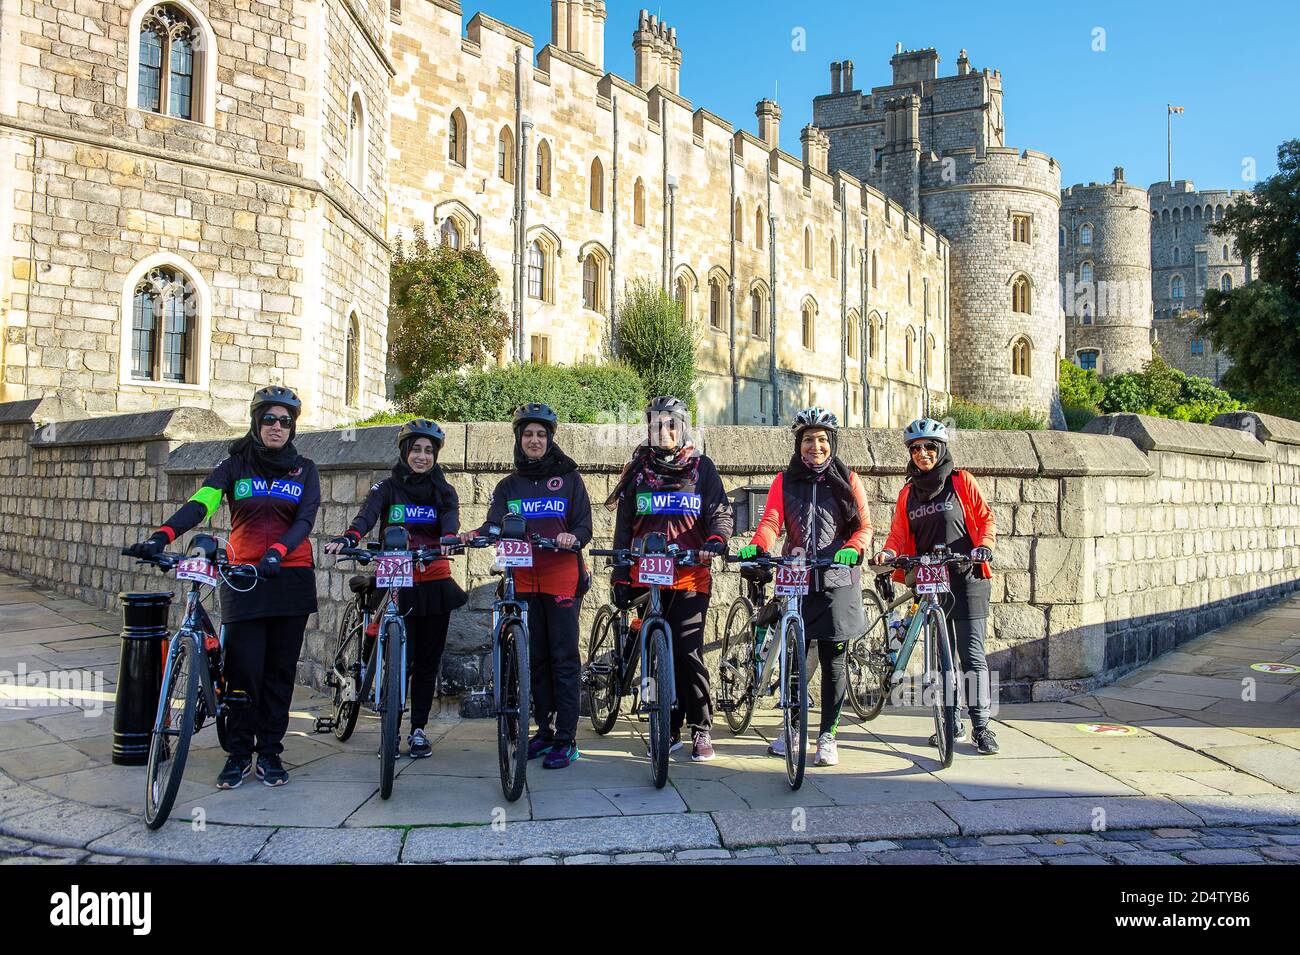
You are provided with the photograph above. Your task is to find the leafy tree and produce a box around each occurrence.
[608,278,699,410]
[1199,139,1300,420]
[388,224,510,397]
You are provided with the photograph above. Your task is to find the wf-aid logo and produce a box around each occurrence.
[388,505,438,524]
[908,499,954,521]
[233,478,304,502]
[506,498,568,518]
[635,492,702,516]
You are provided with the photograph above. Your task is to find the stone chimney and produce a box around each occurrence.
[553,0,607,71]
[842,59,854,91]
[801,125,831,172]
[633,8,680,93]
[756,99,781,148]
[956,48,970,76]
[830,61,841,94]
[1114,166,1125,184]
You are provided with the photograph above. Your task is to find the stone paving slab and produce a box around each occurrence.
[344,776,529,827]
[173,781,381,829]
[1135,673,1296,704]
[596,785,687,815]
[1048,736,1227,774]
[87,820,273,863]
[1172,793,1300,827]
[937,796,1203,835]
[1205,744,1300,791]
[712,802,959,848]
[0,784,59,821]
[529,788,620,820]
[256,826,406,864]
[936,756,1141,800]
[0,800,133,847]
[401,812,721,862]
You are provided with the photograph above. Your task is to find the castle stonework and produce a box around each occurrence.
[1059,168,1153,377]
[1147,181,1250,385]
[814,46,1064,426]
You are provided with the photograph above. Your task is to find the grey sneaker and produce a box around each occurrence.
[409,728,432,759]
[813,733,838,766]
[973,726,1000,755]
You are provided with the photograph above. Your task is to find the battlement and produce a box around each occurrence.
[1062,167,1149,204]
[922,145,1060,191]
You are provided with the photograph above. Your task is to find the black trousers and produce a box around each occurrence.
[405,612,450,732]
[222,614,308,758]
[950,614,991,729]
[524,593,582,747]
[799,584,862,737]
[661,589,712,735]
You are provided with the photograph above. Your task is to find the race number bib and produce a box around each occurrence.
[496,539,534,568]
[774,565,810,596]
[175,557,217,586]
[915,563,951,595]
[636,555,675,587]
[375,555,413,588]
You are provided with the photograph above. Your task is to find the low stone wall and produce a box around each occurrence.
[1,399,1298,705]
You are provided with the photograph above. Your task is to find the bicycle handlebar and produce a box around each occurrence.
[120,548,258,578]
[883,550,974,570]
[723,553,836,570]
[589,546,710,568]
[441,533,579,554]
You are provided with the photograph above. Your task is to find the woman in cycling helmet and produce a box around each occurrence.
[324,419,467,759]
[737,406,873,767]
[607,395,734,762]
[463,403,592,770]
[126,385,321,788]
[870,418,999,755]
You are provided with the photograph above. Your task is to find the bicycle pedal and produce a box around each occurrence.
[225,690,253,711]
[715,699,736,712]
[313,716,336,733]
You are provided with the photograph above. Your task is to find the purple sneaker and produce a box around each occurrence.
[527,734,553,760]
[542,741,579,769]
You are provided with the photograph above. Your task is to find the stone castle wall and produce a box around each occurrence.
[1060,172,1153,376]
[0,0,392,427]
[2,398,1298,708]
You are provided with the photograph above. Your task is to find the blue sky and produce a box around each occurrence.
[464,0,1297,191]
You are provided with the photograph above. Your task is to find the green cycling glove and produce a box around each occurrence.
[738,544,761,560]
[833,547,860,567]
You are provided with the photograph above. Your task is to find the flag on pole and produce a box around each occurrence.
[1168,105,1185,113]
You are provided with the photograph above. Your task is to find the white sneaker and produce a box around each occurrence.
[767,730,810,757]
[813,733,838,766]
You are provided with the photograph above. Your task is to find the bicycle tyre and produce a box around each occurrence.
[331,601,364,742]
[645,623,672,789]
[719,597,757,735]
[584,604,621,735]
[497,622,530,802]
[144,635,199,830]
[928,608,958,770]
[782,617,808,791]
[379,619,403,800]
[847,588,891,721]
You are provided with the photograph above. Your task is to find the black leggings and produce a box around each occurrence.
[800,584,862,737]
[524,593,583,747]
[949,614,991,729]
[661,589,712,735]
[222,614,308,758]
[405,612,450,732]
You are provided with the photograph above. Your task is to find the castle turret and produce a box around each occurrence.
[553,0,607,72]
[881,94,921,216]
[632,8,680,93]
[756,98,781,148]
[1059,167,1153,377]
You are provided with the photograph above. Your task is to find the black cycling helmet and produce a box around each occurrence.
[512,402,558,434]
[397,418,445,451]
[251,384,301,419]
[645,395,689,422]
[792,405,839,438]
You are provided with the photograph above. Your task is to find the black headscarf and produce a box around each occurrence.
[513,428,578,480]
[786,427,861,532]
[906,441,955,501]
[229,406,300,477]
[394,435,457,508]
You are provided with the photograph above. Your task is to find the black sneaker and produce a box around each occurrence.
[256,753,289,786]
[216,755,252,789]
[409,728,432,759]
[928,721,967,747]
[973,726,1000,755]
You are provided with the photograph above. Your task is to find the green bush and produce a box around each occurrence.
[1059,360,1104,411]
[609,278,699,411]
[402,362,646,424]
[1098,356,1243,421]
[941,398,1046,431]
[1061,404,1099,431]
[338,411,406,429]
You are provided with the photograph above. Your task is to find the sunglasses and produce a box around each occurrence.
[260,414,294,429]
[909,441,941,454]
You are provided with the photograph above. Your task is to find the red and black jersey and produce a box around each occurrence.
[612,455,733,593]
[480,471,593,598]
[157,454,321,567]
[343,477,460,583]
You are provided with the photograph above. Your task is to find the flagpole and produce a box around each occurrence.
[1167,104,1172,183]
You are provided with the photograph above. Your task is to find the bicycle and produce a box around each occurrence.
[846,563,916,720]
[315,525,440,800]
[876,545,973,769]
[717,552,835,790]
[121,534,258,829]
[583,534,708,789]
[441,514,575,802]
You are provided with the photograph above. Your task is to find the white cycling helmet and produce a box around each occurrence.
[792,406,839,437]
[903,418,949,446]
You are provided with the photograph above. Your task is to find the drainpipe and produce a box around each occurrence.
[667,178,677,294]
[861,217,869,426]
[610,96,619,344]
[729,141,738,423]
[767,180,778,424]
[943,245,951,415]
[661,99,669,289]
[840,181,849,424]
[513,48,525,363]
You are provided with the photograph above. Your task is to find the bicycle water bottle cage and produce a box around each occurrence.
[383,526,410,551]
[501,513,528,540]
[641,532,668,555]
[189,534,219,562]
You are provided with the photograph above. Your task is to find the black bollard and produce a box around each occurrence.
[112,592,173,766]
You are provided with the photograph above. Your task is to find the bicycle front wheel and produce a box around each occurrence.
[330,601,364,742]
[145,635,200,830]
[583,604,621,734]
[927,608,958,770]
[719,597,758,735]
[847,588,891,721]
[379,620,403,800]
[497,622,530,802]
[782,618,808,791]
[645,623,673,789]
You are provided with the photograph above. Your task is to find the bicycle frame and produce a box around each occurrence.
[370,581,408,721]
[886,574,965,714]
[153,579,224,734]
[489,562,528,718]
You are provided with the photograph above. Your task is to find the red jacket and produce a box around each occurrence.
[882,469,995,582]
